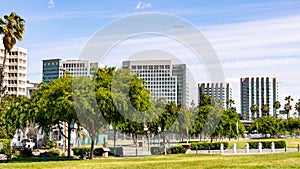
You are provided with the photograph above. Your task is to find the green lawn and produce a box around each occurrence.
[1,152,300,169]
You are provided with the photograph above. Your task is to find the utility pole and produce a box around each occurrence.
[61,68,67,154]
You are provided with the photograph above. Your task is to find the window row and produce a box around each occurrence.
[132,65,171,70]
[63,63,86,68]
[44,62,59,66]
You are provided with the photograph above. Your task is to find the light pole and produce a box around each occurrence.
[157,126,161,147]
[61,68,67,154]
[144,125,150,154]
[236,121,239,153]
[113,127,116,156]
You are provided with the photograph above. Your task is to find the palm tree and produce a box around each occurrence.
[250,104,258,120]
[226,99,235,109]
[273,101,281,118]
[284,95,294,119]
[261,104,269,117]
[0,12,25,94]
[295,99,300,118]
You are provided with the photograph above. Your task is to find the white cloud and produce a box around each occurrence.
[201,14,300,61]
[135,1,151,10]
[48,0,55,9]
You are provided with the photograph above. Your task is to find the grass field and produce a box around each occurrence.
[1,152,300,169]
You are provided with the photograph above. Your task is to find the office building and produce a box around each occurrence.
[42,59,99,83]
[122,60,189,105]
[198,83,232,109]
[240,77,278,120]
[42,59,61,83]
[0,45,27,96]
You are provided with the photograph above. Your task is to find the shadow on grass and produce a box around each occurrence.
[9,156,78,163]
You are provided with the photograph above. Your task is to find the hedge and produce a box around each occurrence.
[190,142,229,150]
[170,146,185,154]
[247,140,286,149]
[0,139,11,154]
[46,149,61,157]
[72,147,90,156]
[72,147,123,157]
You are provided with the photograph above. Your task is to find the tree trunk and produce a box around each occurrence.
[132,134,137,145]
[0,49,7,96]
[67,123,72,159]
[186,128,189,143]
[89,132,95,160]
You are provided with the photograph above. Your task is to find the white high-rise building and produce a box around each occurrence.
[122,60,189,105]
[0,45,27,96]
[60,60,98,78]
[198,83,232,109]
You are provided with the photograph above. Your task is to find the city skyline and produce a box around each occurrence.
[1,0,300,111]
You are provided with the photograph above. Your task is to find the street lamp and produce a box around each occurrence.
[144,125,150,154]
[157,126,161,147]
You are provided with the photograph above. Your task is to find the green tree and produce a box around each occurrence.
[75,67,152,158]
[73,76,108,159]
[199,94,212,107]
[5,96,36,139]
[155,101,180,144]
[284,95,293,119]
[274,101,281,118]
[190,105,210,141]
[226,99,235,109]
[294,99,300,117]
[250,104,258,119]
[249,116,280,137]
[0,95,17,139]
[261,104,269,117]
[0,12,25,94]
[32,76,77,159]
[220,109,245,140]
[173,104,197,143]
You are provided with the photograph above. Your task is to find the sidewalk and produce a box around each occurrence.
[188,148,298,155]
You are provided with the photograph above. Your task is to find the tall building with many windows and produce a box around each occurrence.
[122,60,189,105]
[42,59,61,83]
[198,83,232,109]
[42,59,99,83]
[240,77,278,120]
[0,45,27,96]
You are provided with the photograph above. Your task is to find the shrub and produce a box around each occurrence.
[0,139,11,154]
[72,147,90,156]
[46,149,61,157]
[12,149,21,157]
[150,147,165,155]
[170,146,185,154]
[19,148,33,157]
[42,137,57,149]
[190,142,229,150]
[247,140,286,149]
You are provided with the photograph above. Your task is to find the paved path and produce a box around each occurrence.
[188,148,298,155]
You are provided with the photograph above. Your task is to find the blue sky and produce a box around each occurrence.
[1,0,300,112]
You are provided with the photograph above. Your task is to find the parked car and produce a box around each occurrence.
[21,139,36,149]
[249,130,263,139]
